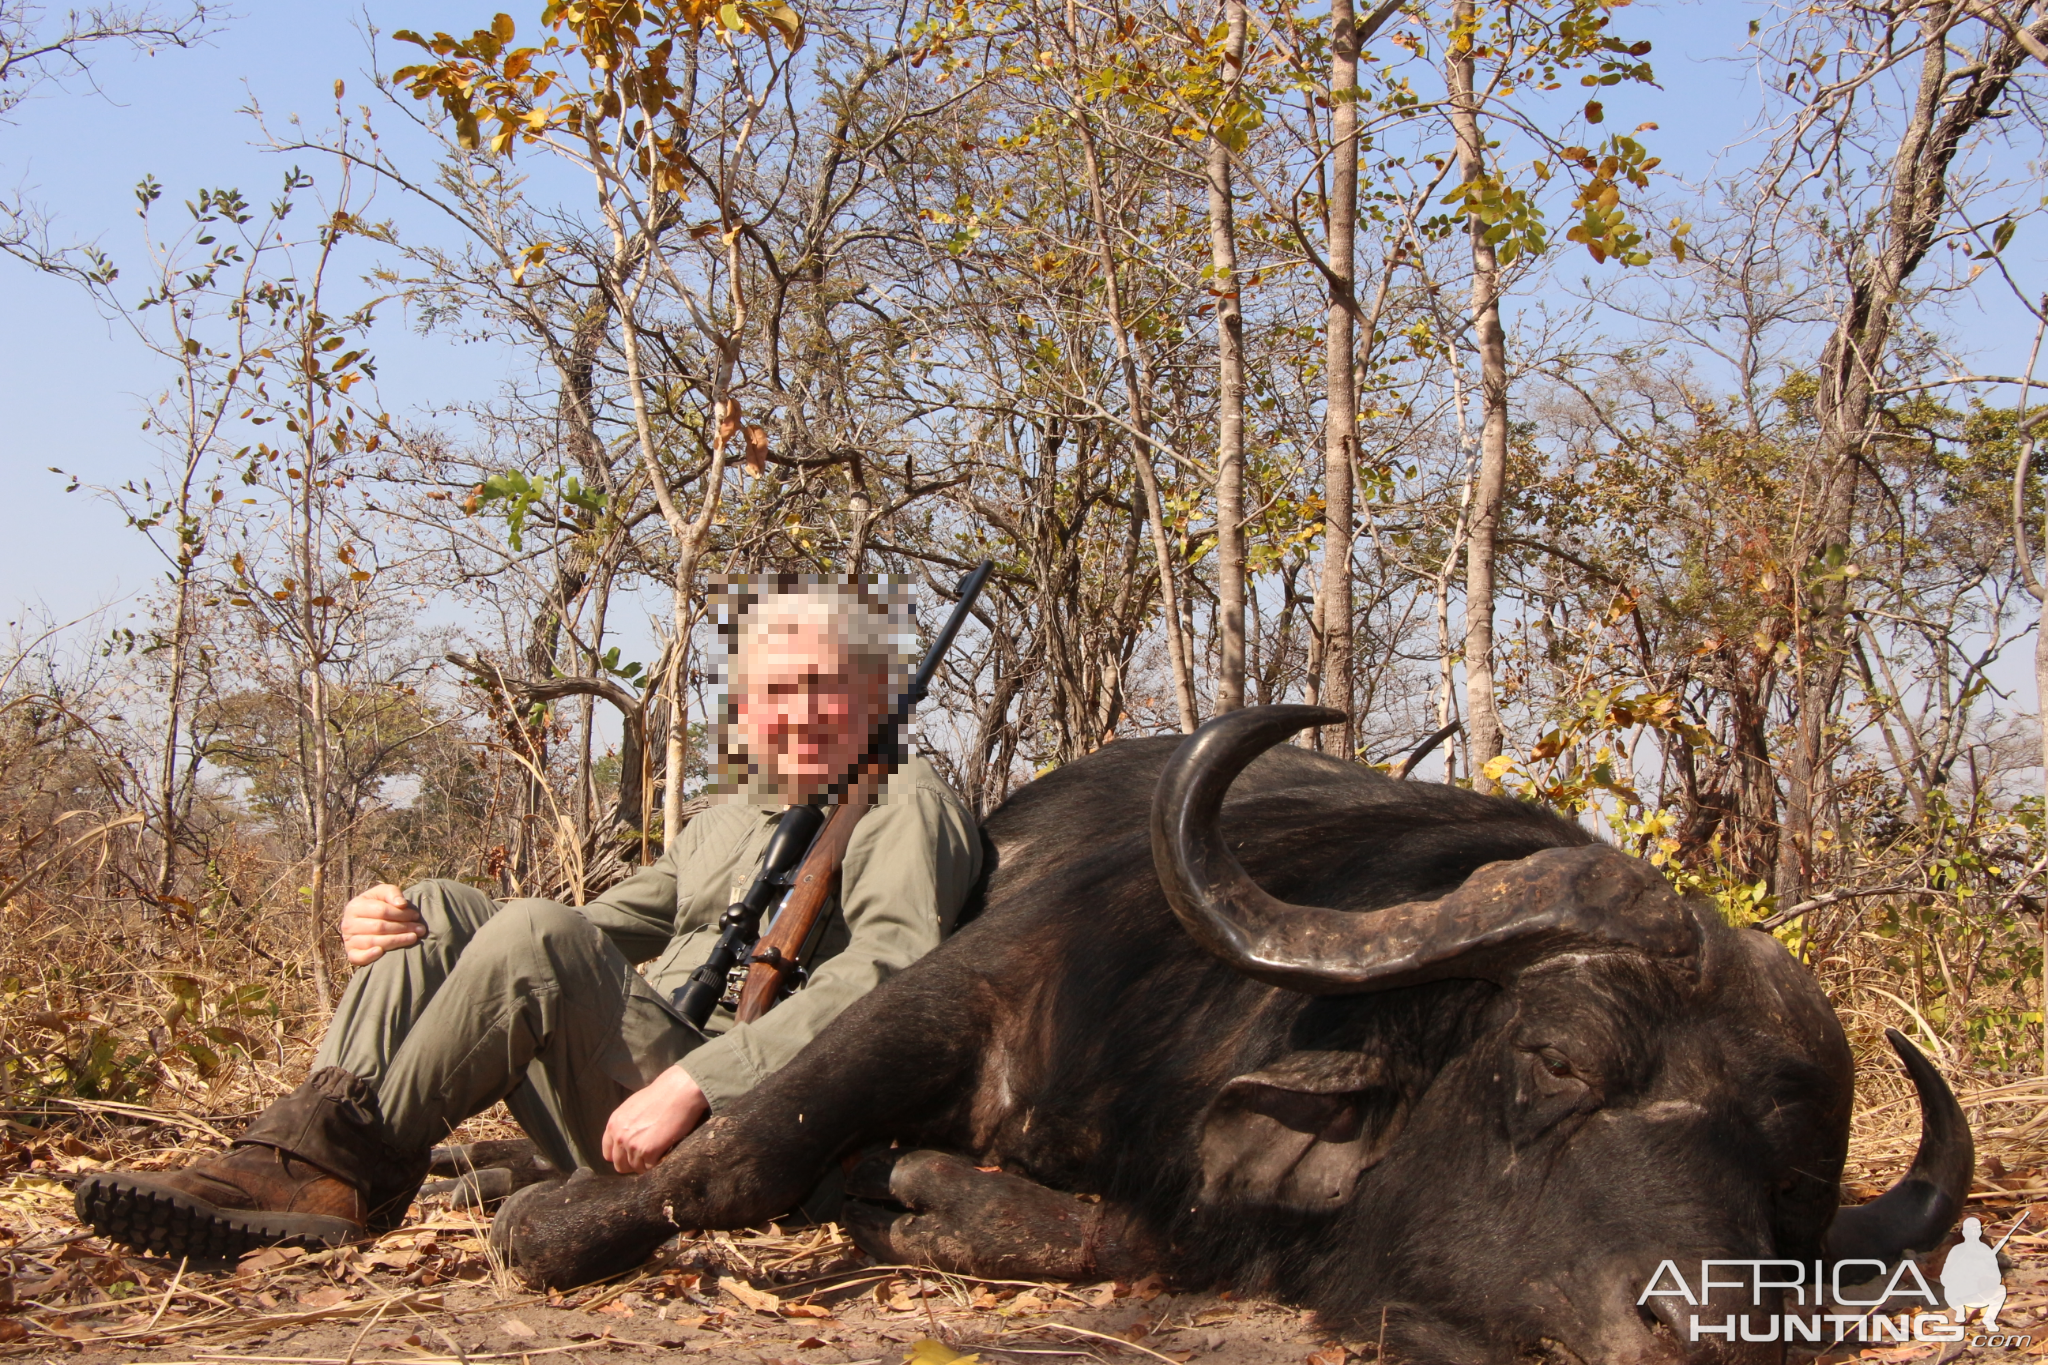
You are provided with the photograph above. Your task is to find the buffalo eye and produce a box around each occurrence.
[1507,1043,1601,1140]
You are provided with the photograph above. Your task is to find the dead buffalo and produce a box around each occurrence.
[493,705,1971,1364]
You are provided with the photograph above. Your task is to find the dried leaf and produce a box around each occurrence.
[1306,1348,1349,1365]
[782,1302,833,1318]
[298,1286,353,1309]
[0,1320,24,1344]
[1130,1273,1167,1302]
[238,1246,304,1273]
[743,423,769,475]
[1194,1307,1237,1325]
[721,1275,781,1314]
[502,1315,536,1339]
[905,1341,982,1364]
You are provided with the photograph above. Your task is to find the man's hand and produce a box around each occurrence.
[340,884,426,966]
[602,1066,709,1174]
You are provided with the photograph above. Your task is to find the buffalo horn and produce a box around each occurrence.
[1150,705,1700,994]
[1823,1029,1973,1266]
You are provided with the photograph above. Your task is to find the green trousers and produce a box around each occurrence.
[312,880,702,1174]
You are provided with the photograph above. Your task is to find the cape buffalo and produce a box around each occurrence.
[493,705,1972,1364]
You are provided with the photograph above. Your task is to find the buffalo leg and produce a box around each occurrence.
[842,1149,1159,1281]
[492,978,993,1288]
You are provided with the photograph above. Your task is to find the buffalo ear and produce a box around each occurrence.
[1197,1050,1406,1213]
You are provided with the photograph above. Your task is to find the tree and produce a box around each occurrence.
[1311,0,1363,756]
[206,140,396,1008]
[1761,0,2048,901]
[1204,0,1251,713]
[55,174,299,909]
[0,0,219,268]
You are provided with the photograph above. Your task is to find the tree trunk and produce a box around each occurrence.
[2036,540,2048,794]
[152,571,192,905]
[1316,0,1359,756]
[615,295,730,842]
[1077,117,1198,734]
[662,581,698,837]
[305,664,333,1012]
[1208,0,1249,714]
[153,427,217,909]
[1448,0,1508,793]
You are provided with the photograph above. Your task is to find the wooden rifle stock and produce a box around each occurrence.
[732,776,876,1021]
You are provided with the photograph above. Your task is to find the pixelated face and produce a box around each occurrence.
[731,615,892,796]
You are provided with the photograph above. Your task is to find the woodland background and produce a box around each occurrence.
[3,0,2048,1121]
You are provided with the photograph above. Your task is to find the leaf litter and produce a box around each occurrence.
[4,1094,2048,1363]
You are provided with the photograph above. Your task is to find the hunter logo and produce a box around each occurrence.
[1639,1218,2030,1351]
[1941,1216,2013,1333]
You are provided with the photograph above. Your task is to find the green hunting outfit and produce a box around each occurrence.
[311,755,981,1175]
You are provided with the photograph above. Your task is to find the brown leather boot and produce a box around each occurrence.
[74,1068,429,1260]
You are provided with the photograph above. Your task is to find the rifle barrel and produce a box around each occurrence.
[906,561,993,706]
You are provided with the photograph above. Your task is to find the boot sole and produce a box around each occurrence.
[74,1172,363,1260]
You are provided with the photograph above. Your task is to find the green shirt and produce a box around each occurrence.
[574,754,982,1113]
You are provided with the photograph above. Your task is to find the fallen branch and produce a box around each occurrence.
[0,811,144,908]
[21,1095,238,1143]
[1752,884,1918,931]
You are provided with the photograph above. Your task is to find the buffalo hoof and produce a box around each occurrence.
[489,1170,674,1289]
[843,1149,1158,1281]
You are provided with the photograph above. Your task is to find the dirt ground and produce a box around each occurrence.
[7,1110,2048,1365]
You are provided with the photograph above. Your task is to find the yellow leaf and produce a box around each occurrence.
[1481,755,1517,782]
[905,1341,982,1365]
[761,1,804,46]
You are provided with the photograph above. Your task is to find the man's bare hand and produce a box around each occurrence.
[340,884,426,967]
[602,1066,709,1174]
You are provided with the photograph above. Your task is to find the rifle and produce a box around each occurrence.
[671,560,995,1030]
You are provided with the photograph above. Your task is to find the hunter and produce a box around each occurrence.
[76,579,983,1257]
